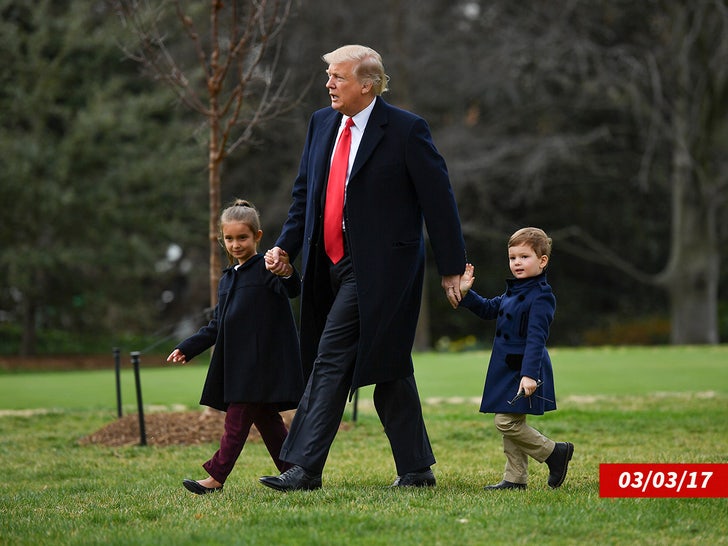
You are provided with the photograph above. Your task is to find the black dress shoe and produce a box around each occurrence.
[259,465,322,492]
[546,441,574,488]
[390,468,436,487]
[483,480,527,490]
[182,478,223,495]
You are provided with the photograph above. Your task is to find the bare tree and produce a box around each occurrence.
[555,0,728,343]
[113,0,298,308]
[439,0,727,344]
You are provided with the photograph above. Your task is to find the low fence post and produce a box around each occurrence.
[130,351,147,446]
[352,389,359,423]
[113,347,122,418]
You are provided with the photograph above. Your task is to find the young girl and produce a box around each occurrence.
[167,199,304,494]
[458,227,573,490]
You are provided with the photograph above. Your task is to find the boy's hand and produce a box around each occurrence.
[518,376,538,396]
[459,263,475,297]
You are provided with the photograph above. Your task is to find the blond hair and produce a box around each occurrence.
[508,227,552,259]
[322,44,389,95]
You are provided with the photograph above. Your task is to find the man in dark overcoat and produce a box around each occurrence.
[261,44,466,491]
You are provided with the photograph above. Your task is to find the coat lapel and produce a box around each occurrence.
[316,111,343,209]
[349,97,387,182]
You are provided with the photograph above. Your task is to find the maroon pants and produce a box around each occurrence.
[203,403,291,484]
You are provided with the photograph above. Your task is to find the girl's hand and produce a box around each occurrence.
[166,349,187,364]
[460,263,475,297]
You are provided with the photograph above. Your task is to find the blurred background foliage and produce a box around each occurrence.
[1,0,727,356]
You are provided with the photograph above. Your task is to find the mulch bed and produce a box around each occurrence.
[6,354,351,447]
[0,354,126,372]
[79,409,298,447]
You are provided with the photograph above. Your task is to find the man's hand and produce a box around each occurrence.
[441,274,462,309]
[265,246,290,276]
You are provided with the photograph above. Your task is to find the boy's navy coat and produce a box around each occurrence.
[176,254,304,412]
[275,97,466,392]
[460,272,557,415]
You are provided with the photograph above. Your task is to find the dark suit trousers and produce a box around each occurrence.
[203,402,291,483]
[279,255,435,476]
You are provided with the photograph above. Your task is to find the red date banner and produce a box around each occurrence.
[600,464,727,498]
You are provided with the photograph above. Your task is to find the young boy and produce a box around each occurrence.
[459,227,573,490]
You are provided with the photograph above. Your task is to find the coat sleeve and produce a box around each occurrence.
[175,305,220,362]
[264,266,301,299]
[458,290,502,320]
[275,114,316,262]
[520,291,556,380]
[405,117,466,276]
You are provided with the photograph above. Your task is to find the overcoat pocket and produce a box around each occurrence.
[505,353,523,371]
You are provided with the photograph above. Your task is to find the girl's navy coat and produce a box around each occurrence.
[460,272,557,415]
[176,254,304,412]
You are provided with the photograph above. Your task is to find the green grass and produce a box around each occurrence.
[1,346,727,545]
[2,345,727,410]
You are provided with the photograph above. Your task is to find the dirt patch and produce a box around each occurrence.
[79,409,300,447]
[0,354,159,372]
[79,409,352,447]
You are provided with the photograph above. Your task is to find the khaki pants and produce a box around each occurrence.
[494,412,556,484]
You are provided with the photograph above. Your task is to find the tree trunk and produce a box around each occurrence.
[660,105,719,344]
[208,121,222,309]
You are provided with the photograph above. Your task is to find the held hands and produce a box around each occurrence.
[441,274,462,309]
[166,349,187,365]
[264,246,293,277]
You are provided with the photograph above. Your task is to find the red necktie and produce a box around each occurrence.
[324,117,355,264]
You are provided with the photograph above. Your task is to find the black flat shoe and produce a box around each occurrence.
[182,478,223,495]
[259,465,322,492]
[546,442,574,488]
[484,480,527,490]
[390,468,436,487]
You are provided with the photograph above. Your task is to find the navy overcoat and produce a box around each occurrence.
[175,254,304,412]
[459,272,557,415]
[276,97,466,392]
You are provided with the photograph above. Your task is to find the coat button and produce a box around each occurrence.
[518,295,525,301]
[506,313,512,320]
[496,330,501,337]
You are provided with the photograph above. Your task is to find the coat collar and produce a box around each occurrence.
[506,271,548,291]
[222,253,263,274]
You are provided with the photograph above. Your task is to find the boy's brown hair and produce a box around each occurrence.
[508,227,552,259]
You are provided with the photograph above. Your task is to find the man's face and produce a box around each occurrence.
[325,61,370,116]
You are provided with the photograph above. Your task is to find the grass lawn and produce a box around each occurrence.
[0,346,727,545]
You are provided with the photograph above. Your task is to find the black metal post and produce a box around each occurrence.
[113,347,122,418]
[352,388,359,423]
[130,351,147,446]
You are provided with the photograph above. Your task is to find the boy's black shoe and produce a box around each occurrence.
[483,480,527,490]
[545,442,574,488]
